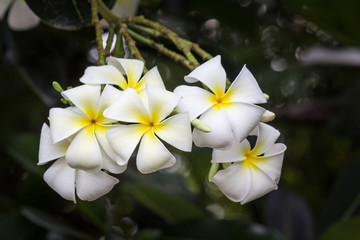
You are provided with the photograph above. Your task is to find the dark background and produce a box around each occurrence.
[1,0,360,239]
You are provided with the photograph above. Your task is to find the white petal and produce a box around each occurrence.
[95,125,127,166]
[146,84,181,123]
[79,65,127,90]
[44,158,76,202]
[61,85,101,120]
[66,125,102,172]
[0,0,12,19]
[108,57,144,87]
[135,66,165,91]
[101,147,127,174]
[155,112,192,152]
[253,143,286,183]
[8,0,40,31]
[106,124,148,165]
[96,85,123,124]
[136,131,176,174]
[193,107,233,149]
[222,102,265,142]
[225,65,266,104]
[184,55,226,96]
[211,139,250,163]
[252,122,280,155]
[38,123,68,165]
[240,164,278,204]
[174,85,215,121]
[76,170,119,201]
[212,162,251,202]
[104,88,150,124]
[49,107,89,144]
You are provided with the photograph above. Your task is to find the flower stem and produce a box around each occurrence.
[121,24,148,73]
[104,25,115,57]
[90,0,106,65]
[126,28,194,70]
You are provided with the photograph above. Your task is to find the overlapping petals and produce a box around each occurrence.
[174,55,266,149]
[80,57,165,100]
[104,84,192,174]
[1,0,40,31]
[49,84,124,172]
[38,124,124,202]
[211,123,286,204]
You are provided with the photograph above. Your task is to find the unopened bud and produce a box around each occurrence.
[208,163,219,182]
[191,118,211,132]
[263,93,270,101]
[261,110,275,122]
[52,81,64,93]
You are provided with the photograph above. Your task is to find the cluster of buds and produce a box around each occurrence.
[38,56,286,204]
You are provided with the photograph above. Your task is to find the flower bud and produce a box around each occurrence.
[191,118,211,132]
[261,110,275,122]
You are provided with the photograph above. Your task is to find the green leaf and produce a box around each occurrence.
[21,207,92,239]
[25,0,116,30]
[317,217,360,240]
[123,184,204,224]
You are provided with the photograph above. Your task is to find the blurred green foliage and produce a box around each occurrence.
[1,0,360,239]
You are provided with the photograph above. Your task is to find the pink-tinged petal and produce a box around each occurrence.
[253,143,286,184]
[95,125,127,166]
[222,102,265,143]
[38,124,68,165]
[96,85,123,124]
[80,65,127,90]
[184,55,226,96]
[61,85,101,120]
[108,57,144,87]
[155,112,192,152]
[104,88,150,124]
[192,107,233,149]
[240,163,278,204]
[211,162,251,202]
[66,125,102,172]
[174,85,215,121]
[44,158,76,202]
[252,122,280,155]
[76,170,119,201]
[101,148,127,174]
[49,108,89,144]
[135,66,165,91]
[211,139,250,164]
[146,85,181,123]
[136,131,176,174]
[224,65,266,104]
[106,124,148,165]
[0,0,12,19]
[8,0,40,31]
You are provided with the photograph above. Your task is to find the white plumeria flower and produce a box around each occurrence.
[0,0,40,31]
[103,84,192,174]
[174,55,266,149]
[49,84,126,172]
[38,124,125,202]
[211,123,286,204]
[80,57,165,102]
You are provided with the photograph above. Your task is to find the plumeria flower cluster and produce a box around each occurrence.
[38,55,286,204]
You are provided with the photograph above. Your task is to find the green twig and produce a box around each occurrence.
[121,24,148,73]
[127,28,193,70]
[112,30,125,58]
[95,0,119,24]
[90,0,106,65]
[126,16,199,67]
[104,25,115,57]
